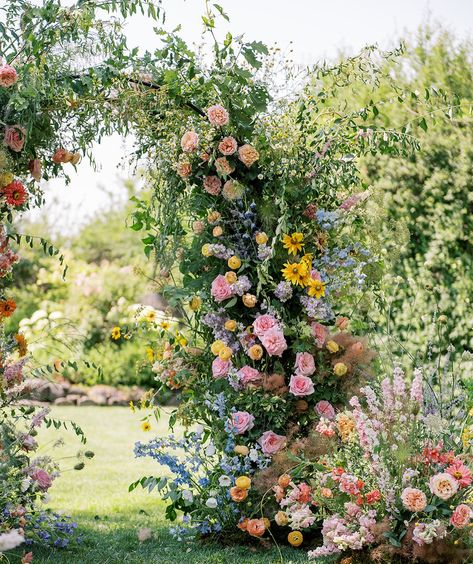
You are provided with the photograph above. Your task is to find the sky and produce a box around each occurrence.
[27,0,473,235]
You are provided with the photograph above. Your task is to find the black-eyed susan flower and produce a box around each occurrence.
[141,421,151,432]
[307,278,326,299]
[111,326,121,340]
[282,232,304,255]
[281,261,309,286]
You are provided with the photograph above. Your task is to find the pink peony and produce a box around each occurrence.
[294,352,316,376]
[450,504,472,528]
[253,314,278,338]
[289,374,314,397]
[210,275,234,303]
[0,64,18,88]
[203,175,222,195]
[207,104,229,126]
[28,159,42,182]
[230,411,255,434]
[218,136,238,155]
[212,357,231,378]
[238,144,259,167]
[401,487,427,512]
[315,400,335,420]
[446,460,472,488]
[4,125,26,152]
[260,328,287,357]
[311,322,328,347]
[180,130,199,152]
[30,468,53,491]
[237,365,261,387]
[429,472,459,500]
[258,430,286,455]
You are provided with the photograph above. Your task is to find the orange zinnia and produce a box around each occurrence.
[0,299,16,318]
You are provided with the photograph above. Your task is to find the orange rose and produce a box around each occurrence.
[230,486,248,503]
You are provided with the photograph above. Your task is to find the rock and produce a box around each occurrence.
[87,391,108,405]
[129,387,146,402]
[27,378,50,402]
[107,391,129,406]
[77,397,99,406]
[89,385,116,399]
[47,383,66,402]
[54,397,75,406]
[68,385,88,396]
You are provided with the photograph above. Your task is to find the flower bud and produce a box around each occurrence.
[242,293,257,308]
[334,362,348,376]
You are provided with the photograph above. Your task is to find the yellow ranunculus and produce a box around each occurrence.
[334,362,348,376]
[211,340,225,355]
[287,531,303,547]
[234,445,249,456]
[255,232,268,245]
[242,293,257,308]
[213,225,223,237]
[225,271,237,284]
[189,296,202,311]
[248,344,263,360]
[235,476,251,490]
[201,244,212,257]
[224,319,237,331]
[228,255,241,270]
[218,346,233,361]
[326,340,339,353]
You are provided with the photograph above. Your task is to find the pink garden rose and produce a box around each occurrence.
[28,159,42,182]
[180,130,199,152]
[315,400,335,420]
[176,161,192,178]
[237,365,261,387]
[260,328,287,357]
[30,468,53,491]
[207,104,229,126]
[210,275,234,303]
[0,64,18,88]
[230,411,255,434]
[212,357,231,379]
[401,488,427,512]
[238,144,259,167]
[4,125,26,152]
[218,136,238,155]
[429,472,459,500]
[294,352,315,376]
[450,504,472,528]
[215,157,235,176]
[253,314,278,338]
[203,175,222,195]
[258,430,286,455]
[289,374,315,397]
[311,322,328,347]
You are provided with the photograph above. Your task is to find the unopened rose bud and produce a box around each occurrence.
[242,293,257,308]
[213,226,223,237]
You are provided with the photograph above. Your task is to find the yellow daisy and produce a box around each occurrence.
[111,326,121,340]
[307,278,326,299]
[141,421,151,432]
[282,233,304,255]
[281,261,309,287]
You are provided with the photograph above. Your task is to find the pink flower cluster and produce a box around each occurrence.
[289,352,316,396]
[0,226,19,277]
[0,64,18,88]
[258,430,286,455]
[253,314,287,357]
[4,125,26,152]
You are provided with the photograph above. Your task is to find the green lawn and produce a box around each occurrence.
[29,406,306,564]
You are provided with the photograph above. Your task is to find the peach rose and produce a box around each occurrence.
[177,161,192,178]
[289,374,314,397]
[207,104,229,126]
[192,220,205,234]
[258,430,286,455]
[401,487,427,512]
[260,328,287,357]
[246,518,266,537]
[218,136,238,155]
[210,275,234,303]
[203,175,222,195]
[230,486,248,502]
[253,314,278,337]
[230,411,255,434]
[4,125,26,152]
[429,473,459,500]
[295,352,316,376]
[222,179,244,200]
[450,504,472,528]
[52,148,68,163]
[321,487,333,498]
[215,157,235,176]
[273,485,285,501]
[238,144,259,167]
[180,130,199,152]
[278,474,291,488]
[311,322,328,347]
[237,365,261,387]
[212,357,231,378]
[336,316,349,331]
[0,64,18,88]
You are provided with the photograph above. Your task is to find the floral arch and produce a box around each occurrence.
[1,1,472,562]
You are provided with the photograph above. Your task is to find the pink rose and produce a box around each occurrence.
[176,161,192,178]
[238,144,259,167]
[212,357,231,379]
[315,400,335,420]
[0,64,18,88]
[311,322,328,347]
[260,328,287,357]
[289,374,314,397]
[218,136,237,156]
[207,104,229,126]
[401,487,427,512]
[28,159,42,182]
[253,314,278,338]
[230,411,255,434]
[180,130,199,152]
[210,275,234,303]
[429,472,459,500]
[237,365,261,387]
[215,157,235,176]
[4,125,26,152]
[258,430,286,455]
[203,175,222,196]
[294,352,315,376]
[450,504,472,528]
[30,468,53,491]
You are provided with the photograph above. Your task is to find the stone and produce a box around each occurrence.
[54,397,75,406]
[107,391,129,406]
[77,397,99,406]
[26,378,50,402]
[89,385,116,399]
[46,383,66,401]
[68,385,88,396]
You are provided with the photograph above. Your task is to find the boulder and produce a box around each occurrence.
[54,396,75,406]
[107,390,130,406]
[77,397,100,406]
[68,385,88,396]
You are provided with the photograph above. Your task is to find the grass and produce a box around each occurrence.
[30,406,306,564]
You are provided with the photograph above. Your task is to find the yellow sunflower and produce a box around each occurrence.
[282,233,304,255]
[281,261,309,287]
[111,326,121,340]
[307,278,326,299]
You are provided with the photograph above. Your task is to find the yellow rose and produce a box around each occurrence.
[207,210,221,223]
[228,255,241,270]
[235,476,251,490]
[248,344,263,360]
[218,346,233,361]
[189,296,202,311]
[0,172,14,187]
[242,293,257,308]
[224,319,237,331]
[234,445,250,456]
[201,244,212,257]
[211,340,225,355]
[326,340,339,353]
[255,232,268,245]
[334,362,348,376]
[213,225,223,237]
[225,271,237,284]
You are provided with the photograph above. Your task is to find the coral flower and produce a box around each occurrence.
[401,487,427,512]
[230,486,248,503]
[446,460,472,488]
[2,180,28,206]
[15,333,28,357]
[246,518,266,537]
[281,261,309,287]
[282,232,304,255]
[0,298,16,317]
